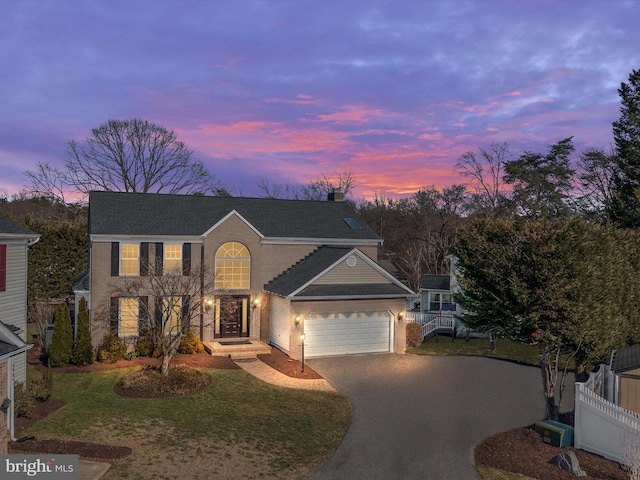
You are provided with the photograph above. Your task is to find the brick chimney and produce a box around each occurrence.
[327,188,344,202]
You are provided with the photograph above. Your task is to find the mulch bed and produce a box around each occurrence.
[475,427,629,479]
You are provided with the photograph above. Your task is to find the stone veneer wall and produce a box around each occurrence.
[0,361,8,454]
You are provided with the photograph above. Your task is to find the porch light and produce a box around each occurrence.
[294,315,301,327]
[205,298,214,312]
[252,297,260,309]
[301,332,306,373]
[398,311,404,321]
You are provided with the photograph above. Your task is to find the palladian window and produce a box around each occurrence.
[215,242,250,289]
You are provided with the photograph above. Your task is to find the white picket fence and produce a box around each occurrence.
[575,366,640,464]
[406,312,455,339]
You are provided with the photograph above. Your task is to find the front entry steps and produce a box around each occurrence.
[204,340,272,360]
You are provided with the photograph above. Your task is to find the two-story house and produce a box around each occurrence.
[87,191,413,360]
[0,215,39,452]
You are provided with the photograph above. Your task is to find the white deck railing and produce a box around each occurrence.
[406,312,455,339]
[575,370,640,464]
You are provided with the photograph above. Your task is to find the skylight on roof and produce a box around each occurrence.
[343,218,361,229]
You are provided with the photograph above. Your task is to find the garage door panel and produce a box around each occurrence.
[305,312,390,357]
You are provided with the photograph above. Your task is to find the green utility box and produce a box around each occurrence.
[534,420,574,447]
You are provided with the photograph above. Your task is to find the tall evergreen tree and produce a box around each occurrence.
[49,303,73,367]
[71,297,94,366]
[610,68,640,228]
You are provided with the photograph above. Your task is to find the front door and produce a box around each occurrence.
[220,298,242,337]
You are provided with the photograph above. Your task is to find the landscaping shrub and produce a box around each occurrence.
[97,331,127,363]
[71,297,94,365]
[14,383,34,417]
[406,322,424,347]
[48,303,73,367]
[178,329,204,354]
[136,332,162,358]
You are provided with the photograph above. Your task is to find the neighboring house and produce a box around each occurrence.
[87,191,413,360]
[610,343,640,415]
[0,215,39,452]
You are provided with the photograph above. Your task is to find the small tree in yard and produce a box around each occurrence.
[114,263,212,376]
[71,297,93,365]
[48,303,73,367]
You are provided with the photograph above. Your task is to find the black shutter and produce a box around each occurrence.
[110,297,119,333]
[140,242,149,277]
[154,296,163,329]
[182,243,191,276]
[138,296,148,336]
[111,243,119,276]
[181,295,191,328]
[155,242,163,276]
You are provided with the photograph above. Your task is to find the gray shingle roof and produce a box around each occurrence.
[420,274,450,290]
[264,246,411,298]
[612,344,640,373]
[0,215,38,237]
[73,269,90,291]
[0,322,25,358]
[89,191,380,241]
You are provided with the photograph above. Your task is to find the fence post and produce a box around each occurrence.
[574,382,582,449]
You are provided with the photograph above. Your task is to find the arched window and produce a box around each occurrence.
[215,242,250,289]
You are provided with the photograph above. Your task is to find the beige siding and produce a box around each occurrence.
[270,296,291,353]
[621,368,640,415]
[0,244,28,382]
[314,257,391,285]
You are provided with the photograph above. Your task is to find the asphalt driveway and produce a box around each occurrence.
[307,354,548,480]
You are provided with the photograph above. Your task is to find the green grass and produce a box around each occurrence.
[24,367,351,478]
[407,335,543,365]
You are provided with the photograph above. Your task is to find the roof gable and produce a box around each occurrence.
[0,321,30,360]
[264,246,413,299]
[89,191,380,243]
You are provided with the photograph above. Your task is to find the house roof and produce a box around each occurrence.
[420,274,450,291]
[264,246,413,299]
[612,344,640,373]
[89,191,380,242]
[0,321,30,361]
[0,214,38,239]
[73,269,90,291]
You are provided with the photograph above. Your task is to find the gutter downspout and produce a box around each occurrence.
[8,356,16,442]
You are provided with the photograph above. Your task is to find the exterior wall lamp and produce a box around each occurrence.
[251,297,260,309]
[204,298,214,313]
[398,311,404,322]
[294,315,301,327]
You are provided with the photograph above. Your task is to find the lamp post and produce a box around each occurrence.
[301,332,306,373]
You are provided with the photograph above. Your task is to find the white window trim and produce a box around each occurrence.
[119,297,139,337]
[164,242,183,275]
[120,242,140,276]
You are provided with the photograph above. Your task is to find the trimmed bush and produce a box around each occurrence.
[178,329,204,354]
[14,383,34,417]
[71,297,94,365]
[97,332,127,363]
[406,322,424,348]
[136,332,162,358]
[48,303,73,367]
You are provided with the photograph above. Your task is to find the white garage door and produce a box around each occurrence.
[304,311,391,357]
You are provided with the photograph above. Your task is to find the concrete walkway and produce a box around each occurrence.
[233,358,337,392]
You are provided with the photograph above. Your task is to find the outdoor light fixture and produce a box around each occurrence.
[294,315,301,327]
[301,332,306,373]
[204,298,214,312]
[0,398,10,413]
[252,297,260,309]
[398,311,404,321]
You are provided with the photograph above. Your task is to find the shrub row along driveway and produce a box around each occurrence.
[307,354,547,480]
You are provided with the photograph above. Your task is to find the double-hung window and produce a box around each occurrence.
[164,296,182,335]
[119,298,139,337]
[121,243,140,276]
[215,242,250,289]
[164,244,182,274]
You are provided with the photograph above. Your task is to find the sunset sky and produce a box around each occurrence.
[2,1,639,201]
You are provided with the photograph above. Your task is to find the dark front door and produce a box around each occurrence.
[220,298,242,337]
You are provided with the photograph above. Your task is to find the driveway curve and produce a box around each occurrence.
[307,354,547,480]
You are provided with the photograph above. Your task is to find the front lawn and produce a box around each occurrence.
[22,367,351,480]
[407,335,543,365]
